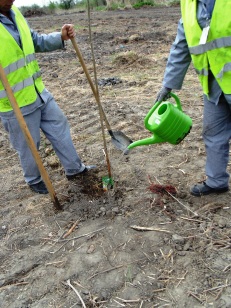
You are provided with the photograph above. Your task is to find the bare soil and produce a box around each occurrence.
[0,6,231,308]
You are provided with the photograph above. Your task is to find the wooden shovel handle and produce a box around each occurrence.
[70,37,112,132]
[0,64,62,211]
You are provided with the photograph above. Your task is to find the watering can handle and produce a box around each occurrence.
[169,92,182,111]
[144,92,182,131]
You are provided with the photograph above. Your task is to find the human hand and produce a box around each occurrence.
[155,86,172,103]
[61,24,76,40]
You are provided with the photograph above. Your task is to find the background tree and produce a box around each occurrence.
[59,0,75,9]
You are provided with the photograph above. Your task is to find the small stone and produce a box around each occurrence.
[183,241,191,251]
[129,34,142,41]
[172,234,185,245]
[46,156,59,168]
[177,251,186,256]
[45,147,53,155]
[218,219,226,228]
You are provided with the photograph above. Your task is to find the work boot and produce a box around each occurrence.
[190,182,229,197]
[66,165,97,181]
[29,181,48,194]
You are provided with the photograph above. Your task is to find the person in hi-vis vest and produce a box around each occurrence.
[155,0,231,197]
[0,1,96,194]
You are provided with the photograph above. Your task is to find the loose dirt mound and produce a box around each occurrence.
[0,6,231,308]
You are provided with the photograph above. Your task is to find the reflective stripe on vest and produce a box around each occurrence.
[0,71,42,99]
[217,63,231,79]
[195,68,209,76]
[181,0,231,95]
[4,54,37,75]
[189,36,231,55]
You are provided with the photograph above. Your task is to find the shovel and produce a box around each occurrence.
[71,37,133,152]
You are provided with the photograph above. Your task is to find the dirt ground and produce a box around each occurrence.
[0,5,231,308]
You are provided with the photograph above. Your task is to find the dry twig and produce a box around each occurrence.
[223,264,231,272]
[188,291,203,303]
[88,257,147,280]
[203,283,231,293]
[0,281,28,290]
[176,271,188,287]
[130,225,172,234]
[66,279,86,308]
[88,264,124,280]
[50,227,105,254]
[116,297,140,303]
[63,220,79,238]
[153,288,166,293]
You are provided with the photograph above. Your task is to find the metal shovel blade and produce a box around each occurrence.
[109,130,133,153]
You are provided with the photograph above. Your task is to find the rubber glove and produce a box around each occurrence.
[155,86,172,103]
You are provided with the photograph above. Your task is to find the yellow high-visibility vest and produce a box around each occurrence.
[181,0,231,95]
[0,5,45,112]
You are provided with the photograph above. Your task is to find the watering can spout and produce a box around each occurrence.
[127,134,164,150]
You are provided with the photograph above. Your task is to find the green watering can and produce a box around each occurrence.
[127,93,192,150]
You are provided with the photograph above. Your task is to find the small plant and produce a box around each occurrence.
[133,0,154,9]
[74,24,85,30]
[59,0,75,10]
[95,5,107,11]
[89,0,106,7]
[124,266,133,283]
[167,0,180,6]
[47,1,57,13]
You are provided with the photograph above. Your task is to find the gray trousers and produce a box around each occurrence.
[203,94,231,188]
[2,98,85,184]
